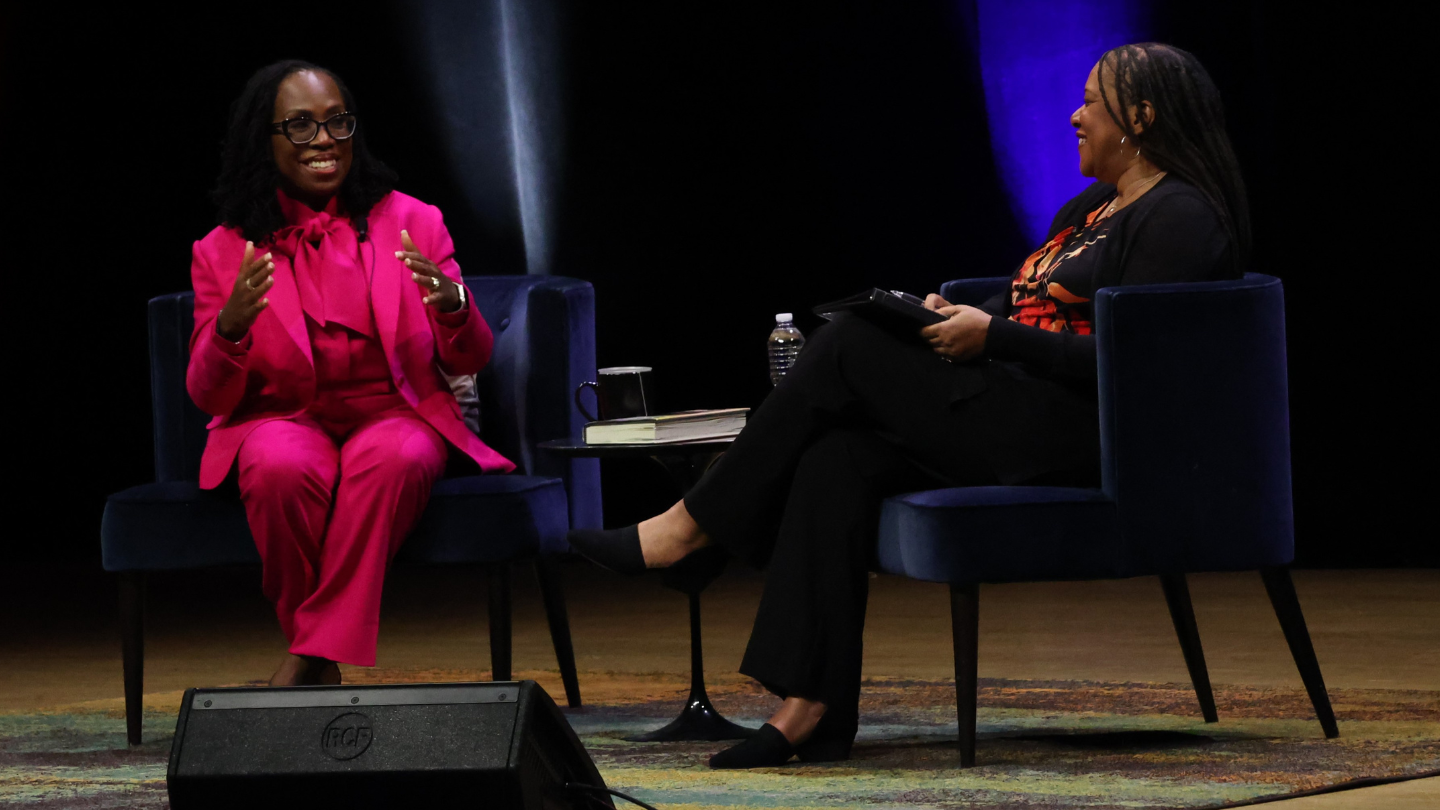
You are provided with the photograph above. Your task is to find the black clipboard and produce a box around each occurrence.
[813,289,946,335]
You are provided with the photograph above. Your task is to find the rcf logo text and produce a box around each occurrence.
[321,712,374,760]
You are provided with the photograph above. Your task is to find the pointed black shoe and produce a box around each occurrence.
[566,525,646,576]
[709,723,795,769]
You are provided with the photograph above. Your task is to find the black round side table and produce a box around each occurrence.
[538,437,754,742]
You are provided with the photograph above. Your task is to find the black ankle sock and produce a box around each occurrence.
[795,707,857,762]
[708,724,794,769]
[661,545,730,593]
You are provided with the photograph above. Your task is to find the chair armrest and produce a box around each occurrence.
[466,275,601,530]
[939,276,1009,308]
[1094,272,1293,572]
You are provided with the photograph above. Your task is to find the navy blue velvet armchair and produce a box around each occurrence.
[101,275,600,745]
[875,273,1337,767]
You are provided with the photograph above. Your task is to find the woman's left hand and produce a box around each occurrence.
[397,229,462,312]
[920,305,992,362]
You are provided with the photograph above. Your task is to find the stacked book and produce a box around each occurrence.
[583,408,749,445]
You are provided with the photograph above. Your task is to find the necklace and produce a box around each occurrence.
[1103,170,1166,218]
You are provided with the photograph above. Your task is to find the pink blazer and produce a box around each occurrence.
[186,191,517,489]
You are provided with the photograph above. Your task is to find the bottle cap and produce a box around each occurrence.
[775,313,794,323]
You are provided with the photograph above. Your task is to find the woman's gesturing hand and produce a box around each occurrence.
[398,229,462,312]
[920,305,992,363]
[217,242,274,342]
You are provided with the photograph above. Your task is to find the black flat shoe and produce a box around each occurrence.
[795,706,857,762]
[566,525,646,576]
[709,723,794,769]
[661,545,730,594]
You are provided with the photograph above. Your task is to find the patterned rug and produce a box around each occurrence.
[3,669,1436,809]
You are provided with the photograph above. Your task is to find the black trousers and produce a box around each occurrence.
[684,314,1098,712]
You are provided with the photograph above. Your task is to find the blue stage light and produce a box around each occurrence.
[973,0,1150,245]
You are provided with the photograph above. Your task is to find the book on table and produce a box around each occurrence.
[583,408,749,445]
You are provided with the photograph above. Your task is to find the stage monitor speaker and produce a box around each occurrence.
[167,680,613,809]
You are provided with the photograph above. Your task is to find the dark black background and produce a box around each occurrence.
[2,2,1426,567]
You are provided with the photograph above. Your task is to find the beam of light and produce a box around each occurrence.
[499,0,558,275]
[972,0,1150,245]
[412,0,560,275]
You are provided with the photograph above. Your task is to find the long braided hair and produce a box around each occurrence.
[212,59,397,244]
[1098,43,1251,272]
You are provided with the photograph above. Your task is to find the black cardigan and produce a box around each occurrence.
[979,177,1238,380]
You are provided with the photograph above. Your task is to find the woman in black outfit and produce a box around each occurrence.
[570,42,1251,768]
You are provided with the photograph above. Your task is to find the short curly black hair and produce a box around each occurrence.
[212,59,397,244]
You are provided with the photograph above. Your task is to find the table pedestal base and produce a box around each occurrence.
[541,440,755,743]
[625,592,755,742]
[625,694,754,742]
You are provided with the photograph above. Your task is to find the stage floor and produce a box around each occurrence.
[3,564,1436,807]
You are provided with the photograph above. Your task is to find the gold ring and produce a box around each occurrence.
[431,277,440,289]
[245,278,255,290]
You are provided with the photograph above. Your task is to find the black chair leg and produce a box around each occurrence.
[487,564,513,681]
[1260,567,1339,738]
[1159,573,1218,723]
[949,581,980,768]
[534,557,582,708]
[119,572,146,747]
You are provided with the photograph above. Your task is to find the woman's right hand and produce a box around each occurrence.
[217,242,275,342]
[923,293,951,311]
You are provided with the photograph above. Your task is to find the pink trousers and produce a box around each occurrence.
[237,411,447,666]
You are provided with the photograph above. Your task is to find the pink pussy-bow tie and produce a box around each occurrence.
[273,212,374,337]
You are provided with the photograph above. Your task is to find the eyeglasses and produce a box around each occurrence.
[269,112,358,145]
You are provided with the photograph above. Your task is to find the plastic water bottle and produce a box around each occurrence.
[768,313,805,386]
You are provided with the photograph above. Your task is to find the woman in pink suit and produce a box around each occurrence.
[188,60,515,686]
